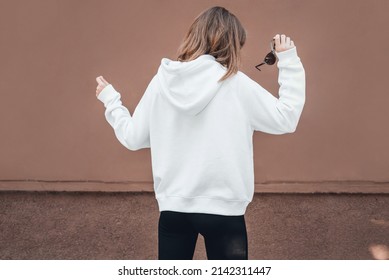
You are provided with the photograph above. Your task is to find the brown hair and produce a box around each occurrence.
[176,6,247,82]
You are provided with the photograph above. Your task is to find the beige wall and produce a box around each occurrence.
[1,0,389,261]
[1,0,389,191]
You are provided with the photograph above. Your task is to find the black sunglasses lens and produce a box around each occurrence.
[264,53,276,65]
[255,41,277,71]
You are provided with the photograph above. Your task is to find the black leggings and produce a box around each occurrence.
[158,210,248,260]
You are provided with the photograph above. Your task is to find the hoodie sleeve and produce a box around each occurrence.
[239,46,306,134]
[97,76,157,151]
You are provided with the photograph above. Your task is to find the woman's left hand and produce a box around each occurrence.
[95,76,110,97]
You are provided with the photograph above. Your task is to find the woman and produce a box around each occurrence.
[95,6,305,260]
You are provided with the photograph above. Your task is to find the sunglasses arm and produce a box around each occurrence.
[270,40,275,52]
[255,62,266,71]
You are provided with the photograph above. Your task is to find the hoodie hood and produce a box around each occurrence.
[157,54,228,116]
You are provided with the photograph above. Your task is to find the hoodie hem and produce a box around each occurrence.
[156,195,250,216]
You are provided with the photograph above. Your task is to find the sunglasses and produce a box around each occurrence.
[255,39,277,71]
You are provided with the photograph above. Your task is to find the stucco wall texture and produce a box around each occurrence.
[1,1,389,259]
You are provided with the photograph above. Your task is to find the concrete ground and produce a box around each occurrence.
[0,191,388,259]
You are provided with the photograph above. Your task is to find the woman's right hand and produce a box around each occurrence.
[273,34,295,53]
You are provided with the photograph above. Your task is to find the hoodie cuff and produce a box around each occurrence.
[96,84,119,104]
[275,47,300,67]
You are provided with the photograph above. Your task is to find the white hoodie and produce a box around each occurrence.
[97,46,305,216]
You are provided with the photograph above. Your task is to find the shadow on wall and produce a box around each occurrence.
[369,218,389,260]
